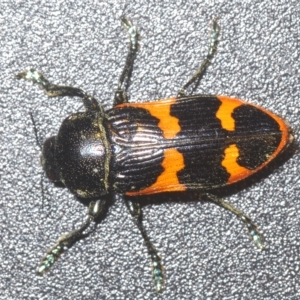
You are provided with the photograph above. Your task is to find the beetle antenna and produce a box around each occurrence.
[29,112,43,151]
[29,112,50,213]
[40,172,50,213]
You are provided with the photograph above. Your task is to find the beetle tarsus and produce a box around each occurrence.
[124,199,165,292]
[16,69,101,112]
[36,243,64,275]
[36,220,90,274]
[36,200,104,274]
[16,69,50,88]
[114,17,139,106]
[120,16,139,51]
[151,252,164,293]
[239,215,265,250]
[177,18,220,97]
[205,193,265,250]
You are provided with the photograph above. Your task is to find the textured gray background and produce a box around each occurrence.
[1,1,300,299]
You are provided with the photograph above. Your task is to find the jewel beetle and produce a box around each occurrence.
[17,17,293,292]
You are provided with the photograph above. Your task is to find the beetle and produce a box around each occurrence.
[17,17,293,292]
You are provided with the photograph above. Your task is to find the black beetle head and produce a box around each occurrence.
[41,111,111,198]
[41,136,61,184]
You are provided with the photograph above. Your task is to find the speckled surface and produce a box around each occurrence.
[1,1,300,299]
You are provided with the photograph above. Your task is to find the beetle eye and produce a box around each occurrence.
[41,136,61,183]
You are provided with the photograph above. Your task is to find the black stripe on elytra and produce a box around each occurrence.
[232,104,282,169]
[170,96,231,188]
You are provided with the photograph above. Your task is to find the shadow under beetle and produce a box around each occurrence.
[17,17,293,292]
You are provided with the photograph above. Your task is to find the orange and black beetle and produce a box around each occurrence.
[17,17,293,292]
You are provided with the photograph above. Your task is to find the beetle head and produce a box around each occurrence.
[41,136,60,183]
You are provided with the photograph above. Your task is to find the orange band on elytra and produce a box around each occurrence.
[221,144,253,184]
[216,96,243,131]
[126,148,186,196]
[117,98,180,139]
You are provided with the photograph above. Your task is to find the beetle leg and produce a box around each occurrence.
[16,69,101,112]
[124,198,164,293]
[114,16,139,106]
[204,193,265,250]
[36,199,106,275]
[177,18,220,97]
